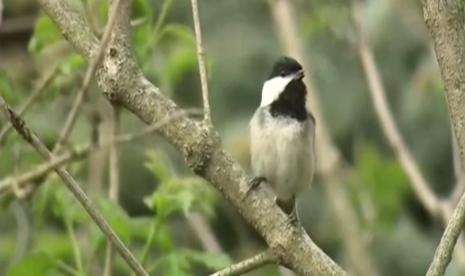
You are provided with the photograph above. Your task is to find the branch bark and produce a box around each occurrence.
[421,0,465,275]
[37,0,346,274]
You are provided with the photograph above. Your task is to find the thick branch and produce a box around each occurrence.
[422,0,465,275]
[38,0,346,274]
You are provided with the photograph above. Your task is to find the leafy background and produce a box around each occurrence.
[0,0,459,275]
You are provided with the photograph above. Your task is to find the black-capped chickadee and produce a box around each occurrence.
[249,56,315,223]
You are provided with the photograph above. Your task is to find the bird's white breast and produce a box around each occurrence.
[249,108,315,200]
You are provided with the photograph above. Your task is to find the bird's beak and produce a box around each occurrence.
[294,69,305,80]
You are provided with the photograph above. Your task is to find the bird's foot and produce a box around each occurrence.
[276,196,299,226]
[287,210,299,226]
[245,176,266,197]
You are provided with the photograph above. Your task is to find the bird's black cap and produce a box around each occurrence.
[269,56,303,79]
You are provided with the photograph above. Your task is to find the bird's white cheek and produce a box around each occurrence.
[260,76,293,107]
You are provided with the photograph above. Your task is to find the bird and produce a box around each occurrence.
[249,56,315,223]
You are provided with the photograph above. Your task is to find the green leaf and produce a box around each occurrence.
[58,54,85,76]
[162,45,197,84]
[28,16,62,54]
[354,144,408,227]
[145,151,172,183]
[161,24,195,44]
[96,198,132,243]
[144,177,215,218]
[7,252,56,276]
[0,70,17,105]
[132,0,152,20]
[184,250,231,270]
[133,23,154,63]
[51,185,88,224]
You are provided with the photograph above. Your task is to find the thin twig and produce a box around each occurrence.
[187,213,222,254]
[451,129,465,204]
[427,191,465,276]
[0,108,201,198]
[52,0,124,155]
[210,250,276,276]
[190,0,212,126]
[350,0,441,217]
[0,66,58,144]
[64,216,84,273]
[0,95,148,276]
[103,106,121,276]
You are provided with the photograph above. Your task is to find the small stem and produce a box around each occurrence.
[141,217,162,265]
[64,217,84,273]
[103,105,121,276]
[57,260,81,276]
[210,250,276,276]
[0,66,58,145]
[190,0,212,126]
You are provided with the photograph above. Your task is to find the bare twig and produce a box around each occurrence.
[427,192,465,276]
[451,129,465,204]
[0,145,90,196]
[103,106,121,276]
[187,213,222,254]
[52,0,124,155]
[210,250,276,276]
[0,109,201,197]
[350,0,442,217]
[0,95,148,276]
[0,66,58,145]
[190,0,212,126]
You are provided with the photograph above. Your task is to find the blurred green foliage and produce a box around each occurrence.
[0,0,460,275]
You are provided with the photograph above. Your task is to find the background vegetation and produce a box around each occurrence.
[0,0,458,275]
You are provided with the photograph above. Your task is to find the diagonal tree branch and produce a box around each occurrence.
[421,0,465,275]
[0,96,148,276]
[37,0,346,274]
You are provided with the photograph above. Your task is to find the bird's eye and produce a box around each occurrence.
[280,71,285,77]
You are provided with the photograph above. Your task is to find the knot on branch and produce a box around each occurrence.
[97,47,139,104]
[7,107,32,143]
[184,125,219,176]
